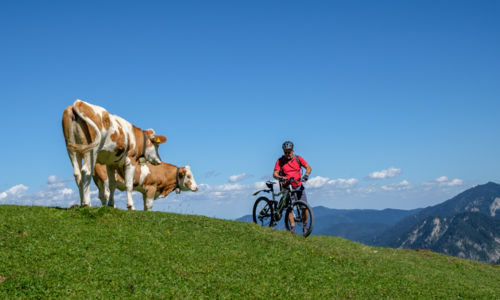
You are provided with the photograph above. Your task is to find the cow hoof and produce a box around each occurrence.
[127,206,136,211]
[107,204,116,209]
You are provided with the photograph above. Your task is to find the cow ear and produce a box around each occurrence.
[179,168,187,178]
[150,135,167,145]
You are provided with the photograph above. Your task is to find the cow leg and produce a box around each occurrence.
[95,178,107,206]
[103,180,110,206]
[124,159,136,211]
[142,193,149,211]
[76,152,84,202]
[67,149,82,185]
[143,187,155,211]
[92,169,108,206]
[67,149,85,202]
[80,148,99,206]
[64,111,84,204]
[79,154,94,207]
[106,166,117,209]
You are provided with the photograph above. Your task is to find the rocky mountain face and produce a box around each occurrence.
[389,212,500,264]
[360,182,500,247]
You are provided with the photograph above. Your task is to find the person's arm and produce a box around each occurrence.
[302,164,312,181]
[305,164,311,176]
[273,159,285,181]
[273,169,288,185]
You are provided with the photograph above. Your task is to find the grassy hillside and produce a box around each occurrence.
[1,205,500,299]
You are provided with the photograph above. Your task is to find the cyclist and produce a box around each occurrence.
[273,141,312,234]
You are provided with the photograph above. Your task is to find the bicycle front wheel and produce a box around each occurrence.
[252,197,275,227]
[284,200,314,237]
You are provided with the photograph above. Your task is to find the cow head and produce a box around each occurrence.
[144,129,166,166]
[178,166,198,192]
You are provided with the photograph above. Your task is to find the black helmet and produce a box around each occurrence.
[282,141,294,150]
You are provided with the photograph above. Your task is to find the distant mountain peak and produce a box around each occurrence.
[390,211,500,264]
[361,181,500,247]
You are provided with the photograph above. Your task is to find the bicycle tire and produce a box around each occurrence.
[284,200,314,237]
[252,197,275,227]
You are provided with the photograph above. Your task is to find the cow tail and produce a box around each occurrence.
[66,100,102,154]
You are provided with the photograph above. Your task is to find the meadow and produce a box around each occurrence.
[1,205,499,299]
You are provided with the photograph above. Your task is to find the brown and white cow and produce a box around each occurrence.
[62,99,167,209]
[93,163,198,211]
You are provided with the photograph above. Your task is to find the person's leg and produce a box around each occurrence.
[297,186,309,230]
[301,208,309,224]
[288,191,296,232]
[288,210,295,227]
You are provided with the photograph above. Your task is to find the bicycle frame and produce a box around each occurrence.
[253,179,302,222]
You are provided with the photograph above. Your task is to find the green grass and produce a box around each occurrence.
[1,205,499,299]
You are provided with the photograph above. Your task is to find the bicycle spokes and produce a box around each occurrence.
[253,198,274,227]
[259,207,271,219]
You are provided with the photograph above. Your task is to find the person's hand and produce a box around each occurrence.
[279,177,287,183]
[302,175,309,182]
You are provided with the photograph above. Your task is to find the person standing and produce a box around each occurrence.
[273,141,312,234]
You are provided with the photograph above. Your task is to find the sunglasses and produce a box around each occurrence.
[284,151,293,154]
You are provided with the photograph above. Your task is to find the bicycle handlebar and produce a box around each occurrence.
[283,177,304,183]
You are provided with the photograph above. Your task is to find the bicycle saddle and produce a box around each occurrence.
[266,181,276,189]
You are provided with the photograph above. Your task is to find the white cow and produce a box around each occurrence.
[62,99,167,210]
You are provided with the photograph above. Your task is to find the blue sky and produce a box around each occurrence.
[1,1,499,219]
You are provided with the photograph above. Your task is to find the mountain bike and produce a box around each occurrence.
[252,177,314,237]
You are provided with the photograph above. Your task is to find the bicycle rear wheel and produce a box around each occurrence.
[284,200,314,237]
[252,197,275,227]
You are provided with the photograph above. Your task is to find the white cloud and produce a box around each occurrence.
[381,180,411,191]
[367,167,402,180]
[328,178,359,189]
[228,173,254,183]
[0,184,29,200]
[303,176,359,190]
[214,183,247,191]
[253,181,268,189]
[305,176,330,189]
[175,182,255,201]
[357,184,379,195]
[0,171,470,218]
[436,176,449,182]
[439,179,463,187]
[0,176,82,207]
[303,176,358,190]
[422,176,463,187]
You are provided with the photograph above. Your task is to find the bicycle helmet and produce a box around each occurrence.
[282,141,294,150]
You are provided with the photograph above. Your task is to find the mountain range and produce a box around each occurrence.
[360,182,500,247]
[239,182,500,264]
[236,206,422,241]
